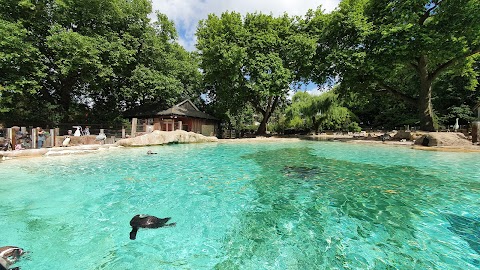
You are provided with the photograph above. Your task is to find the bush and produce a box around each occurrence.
[347,122,362,132]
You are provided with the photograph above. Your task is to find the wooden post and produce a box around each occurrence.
[99,129,105,145]
[12,128,17,147]
[122,128,126,139]
[178,121,182,130]
[131,118,137,137]
[472,121,480,143]
[55,127,60,136]
[50,128,55,147]
[7,128,13,148]
[31,128,37,149]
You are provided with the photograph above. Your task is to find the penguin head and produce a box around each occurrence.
[13,248,25,257]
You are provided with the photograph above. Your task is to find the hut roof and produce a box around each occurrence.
[126,100,218,120]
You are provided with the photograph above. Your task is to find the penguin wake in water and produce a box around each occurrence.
[130,214,176,240]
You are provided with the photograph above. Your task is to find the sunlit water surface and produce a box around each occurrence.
[0,141,479,269]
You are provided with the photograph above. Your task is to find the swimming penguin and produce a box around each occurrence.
[129,214,176,240]
[0,246,25,270]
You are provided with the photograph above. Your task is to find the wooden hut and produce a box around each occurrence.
[127,100,219,137]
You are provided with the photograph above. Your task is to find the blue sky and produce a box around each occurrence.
[150,0,341,94]
[151,0,340,51]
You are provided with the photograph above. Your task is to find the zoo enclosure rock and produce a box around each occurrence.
[116,130,218,147]
[414,132,472,147]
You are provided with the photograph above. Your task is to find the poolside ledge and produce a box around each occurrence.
[0,144,117,158]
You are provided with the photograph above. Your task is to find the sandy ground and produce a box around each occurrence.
[219,133,480,152]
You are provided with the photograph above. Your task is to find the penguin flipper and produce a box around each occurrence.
[130,227,138,240]
[159,217,171,224]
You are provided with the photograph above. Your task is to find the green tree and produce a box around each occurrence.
[286,90,358,133]
[285,91,314,130]
[0,19,46,116]
[0,0,200,126]
[197,12,316,135]
[122,12,201,112]
[309,0,480,131]
[433,64,480,128]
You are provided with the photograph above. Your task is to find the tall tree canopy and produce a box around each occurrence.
[196,12,316,135]
[0,0,200,126]
[309,0,480,131]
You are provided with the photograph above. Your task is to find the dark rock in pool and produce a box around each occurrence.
[282,165,324,179]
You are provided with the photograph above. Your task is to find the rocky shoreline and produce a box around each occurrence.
[0,130,218,159]
[220,131,480,152]
[1,131,479,160]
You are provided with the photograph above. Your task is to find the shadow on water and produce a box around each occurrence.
[214,147,474,269]
[444,213,480,255]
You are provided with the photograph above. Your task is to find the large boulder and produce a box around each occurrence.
[414,132,471,147]
[116,130,218,147]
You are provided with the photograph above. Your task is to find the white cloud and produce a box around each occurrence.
[151,0,340,51]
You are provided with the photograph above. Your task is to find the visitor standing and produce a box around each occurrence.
[37,127,46,148]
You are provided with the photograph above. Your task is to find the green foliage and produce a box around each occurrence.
[268,112,287,134]
[285,90,359,132]
[2,0,478,131]
[0,0,200,126]
[0,19,45,113]
[309,0,480,131]
[197,12,316,135]
[347,122,362,132]
[225,105,256,132]
[433,64,480,127]
[318,106,358,131]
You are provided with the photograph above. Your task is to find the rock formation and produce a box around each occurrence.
[414,132,471,147]
[116,130,218,147]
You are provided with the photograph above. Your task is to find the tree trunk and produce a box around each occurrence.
[60,85,72,123]
[256,113,269,135]
[312,116,320,134]
[255,96,279,135]
[417,56,436,131]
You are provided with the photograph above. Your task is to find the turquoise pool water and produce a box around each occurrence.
[0,141,479,269]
